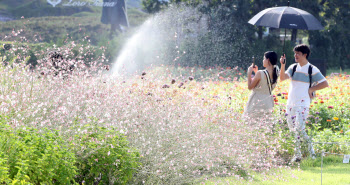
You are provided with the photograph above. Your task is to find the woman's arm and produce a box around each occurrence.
[247,64,261,90]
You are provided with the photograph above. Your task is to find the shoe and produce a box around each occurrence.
[291,156,302,163]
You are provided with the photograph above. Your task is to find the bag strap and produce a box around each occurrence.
[263,70,272,95]
[308,64,313,88]
[291,64,298,77]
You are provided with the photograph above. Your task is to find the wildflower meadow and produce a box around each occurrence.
[0,45,349,184]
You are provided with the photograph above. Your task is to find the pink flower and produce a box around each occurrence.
[328,106,334,109]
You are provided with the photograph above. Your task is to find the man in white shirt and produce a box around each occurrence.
[280,44,329,162]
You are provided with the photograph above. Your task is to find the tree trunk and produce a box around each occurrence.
[291,29,298,44]
[258,27,263,40]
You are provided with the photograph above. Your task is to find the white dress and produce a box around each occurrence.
[243,70,276,119]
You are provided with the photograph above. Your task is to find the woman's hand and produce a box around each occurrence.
[253,64,258,73]
[248,63,258,74]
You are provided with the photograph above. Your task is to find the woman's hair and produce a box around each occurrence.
[264,51,278,84]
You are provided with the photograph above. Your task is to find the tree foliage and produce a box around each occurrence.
[143,0,349,69]
[142,0,168,13]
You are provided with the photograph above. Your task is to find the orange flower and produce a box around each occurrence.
[320,100,324,103]
[327,119,332,122]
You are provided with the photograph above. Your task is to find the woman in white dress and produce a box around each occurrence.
[244,51,279,121]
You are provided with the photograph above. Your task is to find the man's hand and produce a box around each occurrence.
[280,54,286,65]
[308,88,315,99]
[279,54,289,81]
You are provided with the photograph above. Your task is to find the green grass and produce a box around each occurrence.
[0,0,148,46]
[204,156,350,185]
[0,0,142,18]
[0,9,148,45]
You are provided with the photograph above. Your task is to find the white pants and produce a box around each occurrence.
[286,106,315,157]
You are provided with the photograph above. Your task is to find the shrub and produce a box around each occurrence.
[72,124,141,184]
[0,121,77,184]
[0,151,10,184]
[311,129,350,154]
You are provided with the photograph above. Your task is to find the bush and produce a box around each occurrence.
[72,124,141,184]
[308,104,349,132]
[311,129,350,154]
[0,117,141,185]
[0,121,77,184]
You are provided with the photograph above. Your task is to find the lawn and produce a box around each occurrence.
[205,156,350,185]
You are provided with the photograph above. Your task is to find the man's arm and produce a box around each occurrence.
[308,80,329,98]
[279,54,289,81]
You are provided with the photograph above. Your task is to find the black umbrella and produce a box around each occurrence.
[248,1,323,63]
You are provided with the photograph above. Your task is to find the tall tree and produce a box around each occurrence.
[142,0,168,13]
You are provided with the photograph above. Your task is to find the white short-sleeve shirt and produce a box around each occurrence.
[286,62,326,107]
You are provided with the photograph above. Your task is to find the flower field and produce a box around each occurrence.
[0,58,349,184]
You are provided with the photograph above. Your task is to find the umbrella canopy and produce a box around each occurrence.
[248,3,324,64]
[248,6,324,30]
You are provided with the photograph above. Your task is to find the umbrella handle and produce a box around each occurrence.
[282,28,287,64]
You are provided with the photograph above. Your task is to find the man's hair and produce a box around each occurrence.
[293,44,310,59]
